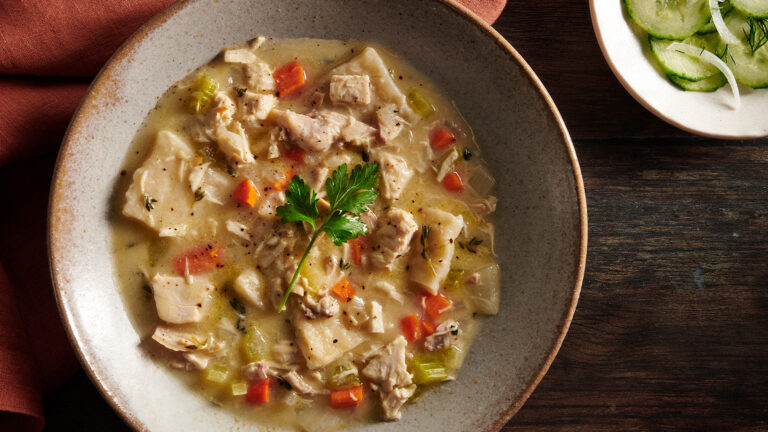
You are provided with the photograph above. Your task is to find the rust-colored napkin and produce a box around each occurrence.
[0,0,506,430]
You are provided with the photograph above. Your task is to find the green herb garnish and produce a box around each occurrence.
[458,237,483,254]
[144,195,158,211]
[275,163,379,312]
[420,225,437,277]
[226,165,236,177]
[236,87,248,97]
[194,187,206,202]
[235,317,247,334]
[230,297,246,315]
[743,17,768,55]
[339,258,351,271]
[462,148,473,161]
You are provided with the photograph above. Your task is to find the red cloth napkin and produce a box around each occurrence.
[0,0,506,429]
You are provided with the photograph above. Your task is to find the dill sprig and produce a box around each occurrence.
[743,17,768,55]
[719,44,736,65]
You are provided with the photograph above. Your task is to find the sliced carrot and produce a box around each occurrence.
[441,171,464,192]
[173,245,224,276]
[330,385,364,409]
[348,235,368,265]
[283,146,305,165]
[430,126,456,149]
[331,277,355,302]
[401,314,422,343]
[272,169,295,191]
[245,379,270,405]
[273,61,306,97]
[421,318,437,337]
[423,292,453,322]
[233,179,259,207]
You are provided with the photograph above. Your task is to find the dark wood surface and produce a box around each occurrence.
[44,1,768,431]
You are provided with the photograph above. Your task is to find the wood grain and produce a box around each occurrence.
[42,1,768,431]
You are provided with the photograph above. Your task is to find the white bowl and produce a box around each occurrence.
[591,0,768,139]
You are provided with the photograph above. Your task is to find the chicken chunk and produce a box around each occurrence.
[237,91,277,127]
[122,131,196,235]
[376,104,405,143]
[293,314,365,369]
[223,48,259,64]
[340,117,377,148]
[376,151,413,202]
[216,122,254,165]
[242,360,272,381]
[151,326,214,353]
[233,268,265,309]
[150,273,214,324]
[246,62,275,93]
[188,163,234,205]
[409,208,464,295]
[331,47,415,120]
[361,336,416,420]
[274,110,349,152]
[329,74,371,105]
[298,293,340,320]
[368,301,384,334]
[423,320,459,352]
[370,208,418,270]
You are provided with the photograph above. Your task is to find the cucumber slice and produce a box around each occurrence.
[668,72,728,90]
[650,33,722,80]
[697,2,733,34]
[731,0,768,18]
[720,11,768,88]
[625,0,711,39]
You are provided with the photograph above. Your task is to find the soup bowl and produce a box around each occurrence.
[48,0,587,430]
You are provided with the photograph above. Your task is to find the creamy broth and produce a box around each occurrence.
[111,37,499,430]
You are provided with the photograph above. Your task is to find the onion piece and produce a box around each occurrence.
[709,0,740,44]
[667,42,740,110]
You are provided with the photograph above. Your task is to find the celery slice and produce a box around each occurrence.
[410,360,447,385]
[186,74,219,114]
[407,89,435,117]
[231,380,248,396]
[241,327,266,363]
[204,364,230,385]
[445,268,465,292]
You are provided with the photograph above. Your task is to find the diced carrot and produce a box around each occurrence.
[401,314,422,343]
[215,106,228,114]
[234,179,259,207]
[423,292,453,322]
[173,245,224,276]
[421,318,437,337]
[348,235,368,265]
[330,385,364,409]
[430,126,456,149]
[272,169,295,191]
[331,277,355,302]
[441,171,464,192]
[273,61,306,97]
[245,379,270,405]
[283,146,305,165]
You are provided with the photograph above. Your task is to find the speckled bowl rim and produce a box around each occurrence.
[48,0,587,430]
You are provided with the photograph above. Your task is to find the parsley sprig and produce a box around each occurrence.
[275,162,379,312]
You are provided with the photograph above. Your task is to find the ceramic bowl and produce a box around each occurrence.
[48,0,587,430]
[591,0,768,139]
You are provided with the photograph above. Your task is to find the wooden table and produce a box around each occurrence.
[44,1,768,431]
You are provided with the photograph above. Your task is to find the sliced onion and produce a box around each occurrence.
[668,42,740,109]
[710,0,740,44]
[464,263,500,315]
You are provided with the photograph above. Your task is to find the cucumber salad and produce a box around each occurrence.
[624,0,768,108]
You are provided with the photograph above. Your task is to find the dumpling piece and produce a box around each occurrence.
[376,104,405,143]
[237,90,277,127]
[409,208,464,295]
[122,131,196,234]
[150,273,214,324]
[329,74,371,105]
[331,47,415,120]
[370,208,418,270]
[292,314,365,369]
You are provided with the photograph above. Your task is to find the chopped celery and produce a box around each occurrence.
[231,380,248,396]
[410,359,447,385]
[203,364,230,385]
[441,345,463,371]
[407,89,435,117]
[327,363,361,389]
[241,327,266,363]
[186,74,219,114]
[445,268,466,292]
